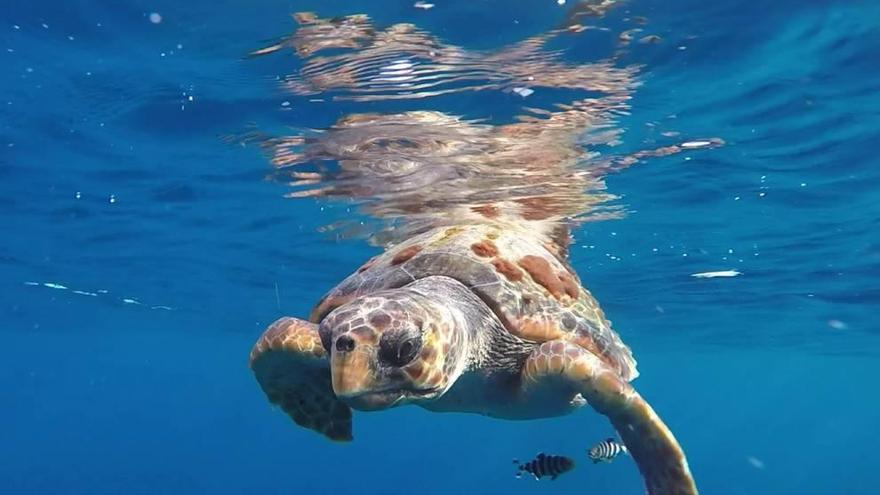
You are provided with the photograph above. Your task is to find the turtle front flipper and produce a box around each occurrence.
[522,341,697,495]
[249,317,352,441]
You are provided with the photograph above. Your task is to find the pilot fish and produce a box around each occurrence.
[588,437,628,463]
[514,453,575,480]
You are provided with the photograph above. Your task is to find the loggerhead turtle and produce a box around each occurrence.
[249,223,698,494]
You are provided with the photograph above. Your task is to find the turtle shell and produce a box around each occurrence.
[310,223,638,381]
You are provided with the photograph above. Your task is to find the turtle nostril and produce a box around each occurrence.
[335,335,355,353]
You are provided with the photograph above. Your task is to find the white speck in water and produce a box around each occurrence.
[149,13,162,24]
[41,23,49,29]
[75,191,81,199]
[13,25,21,30]
[747,457,765,470]
[187,95,193,101]
[414,1,435,9]
[6,48,13,53]
[734,196,740,201]
[610,232,617,236]
[678,46,686,50]
[681,140,713,149]
[512,87,534,97]
[123,298,141,305]
[24,281,39,286]
[691,270,741,279]
[109,194,116,204]
[72,290,98,297]
[558,0,566,5]
[25,67,33,73]
[68,35,74,41]
[281,101,290,107]
[44,282,68,290]
[652,248,658,252]
[800,182,807,187]
[759,192,766,197]
[86,71,92,76]
[828,319,848,330]
[160,52,166,57]
[176,43,183,50]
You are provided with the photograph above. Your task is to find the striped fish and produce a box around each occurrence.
[514,453,575,480]
[588,437,628,463]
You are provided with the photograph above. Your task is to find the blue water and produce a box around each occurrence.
[2,1,879,494]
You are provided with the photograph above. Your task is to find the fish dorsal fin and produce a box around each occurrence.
[606,437,615,443]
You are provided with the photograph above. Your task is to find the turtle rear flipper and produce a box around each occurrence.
[249,317,352,441]
[523,341,697,495]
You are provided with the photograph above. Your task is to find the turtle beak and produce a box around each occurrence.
[329,334,377,399]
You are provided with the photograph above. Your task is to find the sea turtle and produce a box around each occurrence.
[249,223,697,494]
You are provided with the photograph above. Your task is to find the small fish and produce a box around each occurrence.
[514,453,575,480]
[588,438,628,463]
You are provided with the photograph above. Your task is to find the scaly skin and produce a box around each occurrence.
[523,341,697,495]
[310,223,637,381]
[249,318,352,441]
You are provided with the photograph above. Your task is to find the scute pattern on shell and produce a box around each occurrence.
[310,223,638,381]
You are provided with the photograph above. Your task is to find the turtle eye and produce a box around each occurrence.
[379,333,421,368]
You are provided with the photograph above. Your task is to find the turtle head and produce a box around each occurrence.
[319,288,467,411]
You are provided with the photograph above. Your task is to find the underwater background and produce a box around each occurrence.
[1,0,879,494]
